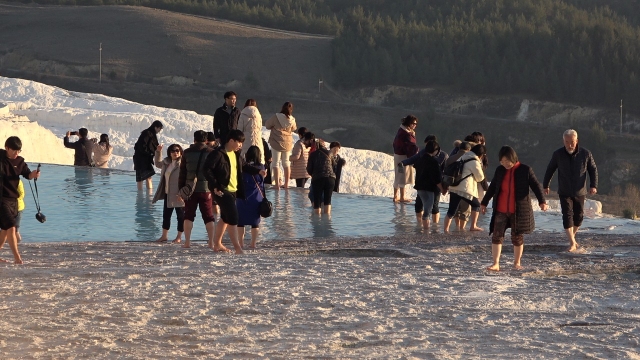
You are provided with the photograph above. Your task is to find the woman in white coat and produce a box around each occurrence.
[238,99,264,164]
[443,144,486,234]
[265,101,297,188]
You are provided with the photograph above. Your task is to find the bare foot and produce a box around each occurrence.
[513,264,523,270]
[567,243,579,252]
[171,239,182,244]
[181,242,191,248]
[214,246,231,253]
[248,245,257,249]
[0,258,10,263]
[470,227,484,232]
[155,237,168,243]
[393,197,400,203]
[400,198,412,203]
[235,249,244,255]
[444,230,450,235]
[486,264,500,271]
[14,258,23,265]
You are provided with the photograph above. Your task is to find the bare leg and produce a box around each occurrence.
[459,219,468,231]
[469,211,483,231]
[249,227,259,248]
[0,229,7,249]
[487,243,501,271]
[146,177,153,189]
[182,220,194,247]
[399,188,407,202]
[565,228,578,252]
[283,167,291,188]
[4,228,22,264]
[432,213,440,225]
[173,231,183,243]
[393,187,399,202]
[212,221,230,252]
[443,216,453,234]
[156,228,169,242]
[137,181,143,190]
[416,212,423,225]
[226,224,243,254]
[16,231,22,243]
[272,167,281,188]
[205,221,215,249]
[324,204,332,215]
[513,245,524,270]
[237,226,246,248]
[313,207,321,214]
[421,218,430,230]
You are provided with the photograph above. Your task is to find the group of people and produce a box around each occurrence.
[394,115,598,270]
[134,91,347,255]
[0,94,598,267]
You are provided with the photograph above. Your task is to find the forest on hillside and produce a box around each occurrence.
[8,0,640,109]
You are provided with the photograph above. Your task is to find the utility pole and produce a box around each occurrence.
[99,43,102,84]
[620,99,623,134]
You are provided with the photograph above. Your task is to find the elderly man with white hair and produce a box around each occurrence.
[543,129,598,252]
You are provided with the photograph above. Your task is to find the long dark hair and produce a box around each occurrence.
[280,102,293,116]
[245,145,262,165]
[99,134,111,149]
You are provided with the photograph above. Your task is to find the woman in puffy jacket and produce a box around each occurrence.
[443,144,486,234]
[289,128,311,188]
[481,146,548,271]
[238,99,264,164]
[392,115,419,203]
[265,102,297,189]
[92,133,113,168]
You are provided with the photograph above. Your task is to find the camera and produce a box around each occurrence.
[70,131,79,136]
[35,211,46,223]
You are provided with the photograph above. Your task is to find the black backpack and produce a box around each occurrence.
[442,158,477,187]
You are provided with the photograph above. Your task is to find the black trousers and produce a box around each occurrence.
[559,195,585,229]
[295,178,308,188]
[311,177,336,209]
[163,196,185,232]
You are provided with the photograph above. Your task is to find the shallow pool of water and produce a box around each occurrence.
[16,164,640,242]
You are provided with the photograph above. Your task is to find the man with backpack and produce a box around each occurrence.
[443,144,487,234]
[178,130,216,248]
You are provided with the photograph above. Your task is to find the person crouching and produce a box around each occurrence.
[204,130,266,254]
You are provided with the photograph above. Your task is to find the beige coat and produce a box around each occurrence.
[238,105,265,164]
[449,151,485,199]
[92,142,113,168]
[265,113,297,152]
[152,151,185,208]
[289,140,310,179]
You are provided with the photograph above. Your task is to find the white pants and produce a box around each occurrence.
[271,149,292,170]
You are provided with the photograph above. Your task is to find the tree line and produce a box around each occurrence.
[10,0,640,110]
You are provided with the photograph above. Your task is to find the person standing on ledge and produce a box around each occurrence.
[0,136,41,264]
[543,129,598,252]
[133,120,163,190]
[213,91,240,145]
[64,127,94,167]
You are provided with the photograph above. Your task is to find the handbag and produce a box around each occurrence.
[178,148,207,200]
[252,174,273,218]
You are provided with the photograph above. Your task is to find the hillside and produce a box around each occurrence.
[0,4,332,95]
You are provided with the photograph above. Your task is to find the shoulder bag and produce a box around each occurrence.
[252,174,273,218]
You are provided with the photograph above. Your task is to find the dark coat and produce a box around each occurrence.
[179,143,214,193]
[543,146,598,197]
[392,127,418,156]
[332,154,346,193]
[64,136,93,166]
[413,152,442,192]
[213,104,241,143]
[481,164,546,235]
[306,147,335,181]
[203,147,260,200]
[133,126,159,170]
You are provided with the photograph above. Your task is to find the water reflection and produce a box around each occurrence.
[17,164,640,243]
[134,190,157,241]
